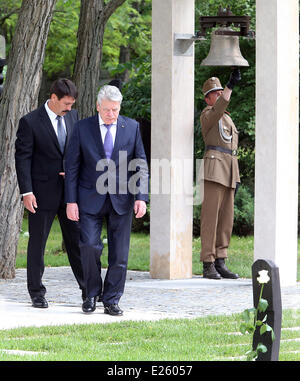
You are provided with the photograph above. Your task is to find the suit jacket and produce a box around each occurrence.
[200,95,240,189]
[64,114,149,215]
[15,105,79,210]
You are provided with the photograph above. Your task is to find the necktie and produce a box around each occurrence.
[56,115,66,153]
[103,124,113,160]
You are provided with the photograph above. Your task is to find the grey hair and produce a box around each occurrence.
[97,85,123,105]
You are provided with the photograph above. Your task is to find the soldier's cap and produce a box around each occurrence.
[202,77,223,97]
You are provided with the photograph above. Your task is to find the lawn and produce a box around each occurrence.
[7,217,299,362]
[0,309,299,361]
[17,217,300,281]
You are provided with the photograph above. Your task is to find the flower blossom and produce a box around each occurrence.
[257,270,270,284]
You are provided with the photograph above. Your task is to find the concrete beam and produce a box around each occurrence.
[255,0,299,285]
[150,0,194,279]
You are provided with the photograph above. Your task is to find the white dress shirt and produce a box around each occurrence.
[44,100,67,136]
[98,115,117,146]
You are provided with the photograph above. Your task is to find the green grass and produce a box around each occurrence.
[8,218,300,362]
[17,217,300,280]
[0,309,299,361]
[17,217,152,271]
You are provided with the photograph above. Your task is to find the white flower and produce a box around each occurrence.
[257,270,270,284]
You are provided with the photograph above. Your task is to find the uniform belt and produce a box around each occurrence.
[205,145,237,156]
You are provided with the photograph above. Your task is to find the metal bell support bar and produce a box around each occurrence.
[174,6,255,61]
[198,6,255,39]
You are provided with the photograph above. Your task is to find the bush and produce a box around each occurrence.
[233,184,254,236]
[131,201,150,233]
[193,203,202,237]
[192,184,254,237]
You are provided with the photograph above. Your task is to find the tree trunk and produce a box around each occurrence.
[0,0,57,279]
[73,0,126,119]
[118,45,131,83]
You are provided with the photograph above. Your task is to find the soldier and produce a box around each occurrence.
[199,68,241,279]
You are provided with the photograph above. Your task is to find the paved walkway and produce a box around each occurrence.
[0,267,299,329]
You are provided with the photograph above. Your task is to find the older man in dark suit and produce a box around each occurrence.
[65,85,149,315]
[15,78,85,308]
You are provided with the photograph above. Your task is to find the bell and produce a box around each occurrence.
[201,27,249,67]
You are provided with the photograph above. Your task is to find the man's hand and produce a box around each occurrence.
[134,200,147,219]
[226,67,241,90]
[23,194,38,213]
[59,172,65,177]
[67,203,80,221]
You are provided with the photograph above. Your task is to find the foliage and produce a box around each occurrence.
[233,185,254,236]
[237,145,255,191]
[0,0,80,77]
[43,0,80,77]
[0,0,22,52]
[195,0,256,29]
[103,0,151,70]
[192,202,202,237]
[131,196,150,233]
[1,0,152,80]
[117,55,151,120]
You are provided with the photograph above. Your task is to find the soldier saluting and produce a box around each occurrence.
[199,68,241,279]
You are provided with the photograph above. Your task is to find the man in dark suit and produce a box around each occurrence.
[65,85,149,316]
[15,78,85,308]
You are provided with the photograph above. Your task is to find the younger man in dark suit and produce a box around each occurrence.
[15,78,85,308]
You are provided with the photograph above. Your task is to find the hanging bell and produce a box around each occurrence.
[201,27,249,67]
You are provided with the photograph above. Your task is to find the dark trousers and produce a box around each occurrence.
[79,196,133,306]
[27,201,84,298]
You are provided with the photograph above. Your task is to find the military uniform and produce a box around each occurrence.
[200,77,240,272]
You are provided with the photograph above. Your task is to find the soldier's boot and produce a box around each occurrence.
[215,258,239,279]
[203,262,221,280]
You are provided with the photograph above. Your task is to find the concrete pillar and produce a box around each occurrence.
[255,0,299,286]
[150,0,194,279]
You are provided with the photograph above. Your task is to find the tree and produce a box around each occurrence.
[43,0,80,78]
[0,0,57,279]
[72,0,127,119]
[0,0,21,43]
[102,0,152,82]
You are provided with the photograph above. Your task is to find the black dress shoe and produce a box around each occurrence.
[215,258,239,279]
[31,296,48,308]
[203,262,221,280]
[82,297,96,313]
[104,304,123,316]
